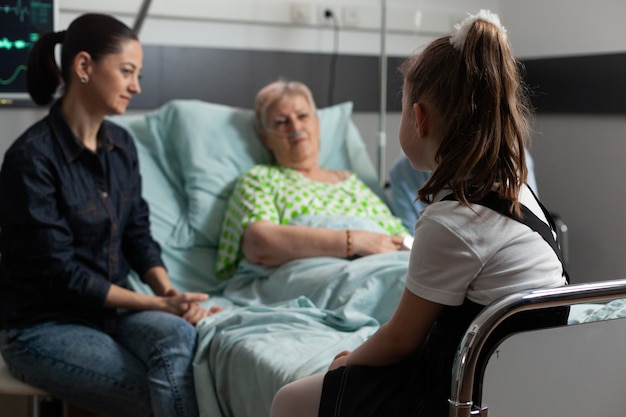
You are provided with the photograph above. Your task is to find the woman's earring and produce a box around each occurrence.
[80,76,89,84]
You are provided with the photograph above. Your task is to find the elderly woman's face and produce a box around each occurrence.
[261,93,320,170]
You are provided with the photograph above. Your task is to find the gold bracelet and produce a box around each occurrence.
[346,229,353,258]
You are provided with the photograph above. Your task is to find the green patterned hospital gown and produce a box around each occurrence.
[216,164,407,280]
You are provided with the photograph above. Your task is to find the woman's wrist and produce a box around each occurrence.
[345,229,353,258]
[143,265,172,296]
[106,284,164,310]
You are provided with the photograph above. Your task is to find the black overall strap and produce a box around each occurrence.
[442,190,569,282]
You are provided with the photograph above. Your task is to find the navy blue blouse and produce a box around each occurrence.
[0,101,164,333]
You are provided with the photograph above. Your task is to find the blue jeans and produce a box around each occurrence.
[0,310,200,417]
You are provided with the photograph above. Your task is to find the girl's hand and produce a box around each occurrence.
[328,350,351,371]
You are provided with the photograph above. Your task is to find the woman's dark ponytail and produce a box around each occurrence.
[26,13,137,106]
[26,30,64,106]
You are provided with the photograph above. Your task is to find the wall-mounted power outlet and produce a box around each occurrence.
[342,6,360,28]
[317,5,339,26]
[290,2,314,25]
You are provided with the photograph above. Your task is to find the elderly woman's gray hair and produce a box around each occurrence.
[254,80,317,129]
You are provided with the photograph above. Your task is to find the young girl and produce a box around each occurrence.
[0,14,219,417]
[270,10,567,417]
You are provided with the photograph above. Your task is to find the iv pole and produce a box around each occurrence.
[377,0,388,187]
[133,0,153,34]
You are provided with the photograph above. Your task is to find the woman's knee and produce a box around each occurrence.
[156,312,197,345]
[119,310,197,347]
[116,311,198,373]
[1,323,153,416]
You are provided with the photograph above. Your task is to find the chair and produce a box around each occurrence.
[448,278,626,417]
[0,354,48,417]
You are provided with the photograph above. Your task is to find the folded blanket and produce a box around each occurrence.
[224,251,410,326]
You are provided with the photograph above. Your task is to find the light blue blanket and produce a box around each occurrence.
[568,298,626,324]
[193,250,410,417]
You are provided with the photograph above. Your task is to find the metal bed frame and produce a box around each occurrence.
[449,278,626,417]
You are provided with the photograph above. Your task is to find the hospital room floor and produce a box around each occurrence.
[0,397,105,417]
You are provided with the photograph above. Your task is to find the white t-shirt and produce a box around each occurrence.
[405,186,566,306]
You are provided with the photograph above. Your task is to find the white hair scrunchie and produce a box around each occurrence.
[449,9,507,50]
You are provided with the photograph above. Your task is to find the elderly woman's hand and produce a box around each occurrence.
[351,231,405,257]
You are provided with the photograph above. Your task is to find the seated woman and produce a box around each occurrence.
[216,80,409,280]
[0,14,219,417]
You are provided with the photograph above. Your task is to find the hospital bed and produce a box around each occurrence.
[2,99,625,417]
[113,99,412,417]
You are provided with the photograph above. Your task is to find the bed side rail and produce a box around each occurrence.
[448,278,626,417]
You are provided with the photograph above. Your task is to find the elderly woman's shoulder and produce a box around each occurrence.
[245,164,290,179]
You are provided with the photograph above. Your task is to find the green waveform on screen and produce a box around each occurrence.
[1,0,30,22]
[0,64,27,85]
[1,1,52,25]
[0,36,30,50]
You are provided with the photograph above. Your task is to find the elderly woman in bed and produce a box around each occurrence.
[216,80,409,280]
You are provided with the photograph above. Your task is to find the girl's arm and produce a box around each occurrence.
[242,220,404,266]
[330,288,442,369]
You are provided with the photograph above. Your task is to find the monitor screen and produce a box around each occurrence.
[1,0,58,106]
